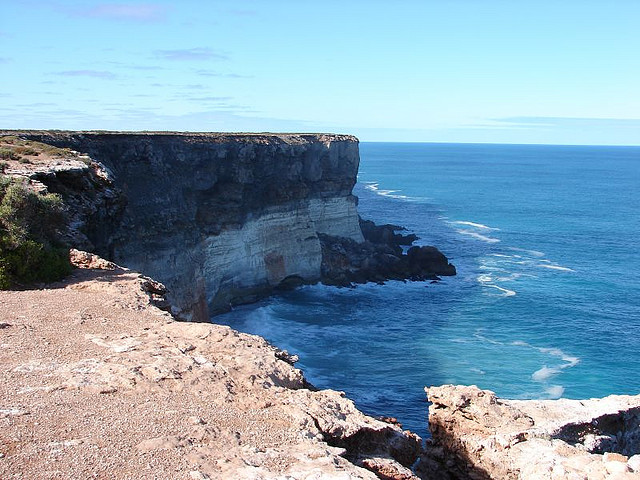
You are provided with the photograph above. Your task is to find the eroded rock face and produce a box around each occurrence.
[2,131,363,321]
[419,385,640,480]
[2,131,456,324]
[1,149,123,253]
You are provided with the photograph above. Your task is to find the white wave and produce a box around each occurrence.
[507,247,545,257]
[477,274,493,283]
[532,366,559,382]
[473,331,504,345]
[470,367,486,375]
[511,343,581,385]
[489,253,515,258]
[539,347,564,357]
[456,229,501,243]
[495,273,521,282]
[484,284,516,296]
[379,190,409,199]
[452,220,500,231]
[545,385,565,399]
[478,264,507,271]
[539,348,580,368]
[537,264,575,272]
[363,182,408,199]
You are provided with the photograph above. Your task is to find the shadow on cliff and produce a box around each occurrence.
[416,426,495,480]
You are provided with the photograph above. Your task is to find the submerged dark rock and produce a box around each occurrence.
[319,217,456,287]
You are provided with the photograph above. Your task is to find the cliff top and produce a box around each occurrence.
[0,253,419,479]
[0,130,359,144]
[0,134,89,175]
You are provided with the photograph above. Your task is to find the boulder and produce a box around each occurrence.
[418,385,640,480]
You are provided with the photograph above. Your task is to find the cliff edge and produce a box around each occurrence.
[1,131,364,320]
[0,254,421,479]
[1,130,455,322]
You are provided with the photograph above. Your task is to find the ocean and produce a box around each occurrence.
[216,142,640,437]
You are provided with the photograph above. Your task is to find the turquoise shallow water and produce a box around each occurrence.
[216,142,640,437]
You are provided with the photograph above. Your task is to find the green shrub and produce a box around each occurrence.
[0,176,71,288]
[14,146,39,156]
[0,148,19,160]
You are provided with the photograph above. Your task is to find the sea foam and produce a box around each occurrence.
[507,247,545,257]
[364,182,409,200]
[545,385,565,399]
[452,220,500,231]
[532,366,558,382]
[537,264,575,272]
[456,229,500,243]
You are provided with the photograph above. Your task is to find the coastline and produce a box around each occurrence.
[2,132,640,479]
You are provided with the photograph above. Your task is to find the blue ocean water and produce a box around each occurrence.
[216,142,640,437]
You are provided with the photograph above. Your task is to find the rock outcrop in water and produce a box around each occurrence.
[418,385,640,479]
[320,218,456,286]
[1,130,455,322]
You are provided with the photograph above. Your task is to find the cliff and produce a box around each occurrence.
[2,130,456,321]
[1,131,364,321]
[419,385,640,479]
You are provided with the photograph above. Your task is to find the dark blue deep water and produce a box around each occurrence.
[216,142,640,437]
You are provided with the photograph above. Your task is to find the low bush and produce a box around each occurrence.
[0,176,71,288]
[14,146,40,156]
[0,148,19,161]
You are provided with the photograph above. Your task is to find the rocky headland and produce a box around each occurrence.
[0,131,454,322]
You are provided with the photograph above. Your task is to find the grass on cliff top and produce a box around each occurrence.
[0,175,72,289]
[0,136,79,169]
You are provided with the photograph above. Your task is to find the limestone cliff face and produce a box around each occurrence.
[9,132,363,321]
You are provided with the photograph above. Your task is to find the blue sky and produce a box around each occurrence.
[1,0,639,144]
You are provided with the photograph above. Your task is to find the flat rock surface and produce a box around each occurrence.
[0,265,418,479]
[421,385,640,480]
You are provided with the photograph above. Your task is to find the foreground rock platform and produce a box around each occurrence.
[420,385,640,480]
[0,259,421,479]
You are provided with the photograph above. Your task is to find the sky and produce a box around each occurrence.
[1,0,639,145]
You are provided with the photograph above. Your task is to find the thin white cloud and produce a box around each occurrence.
[195,69,250,79]
[55,70,117,79]
[129,65,165,71]
[155,48,228,61]
[74,3,166,22]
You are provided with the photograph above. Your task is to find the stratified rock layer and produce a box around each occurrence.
[0,259,421,479]
[2,131,363,320]
[419,385,640,480]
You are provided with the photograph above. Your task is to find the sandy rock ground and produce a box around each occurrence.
[0,260,419,480]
